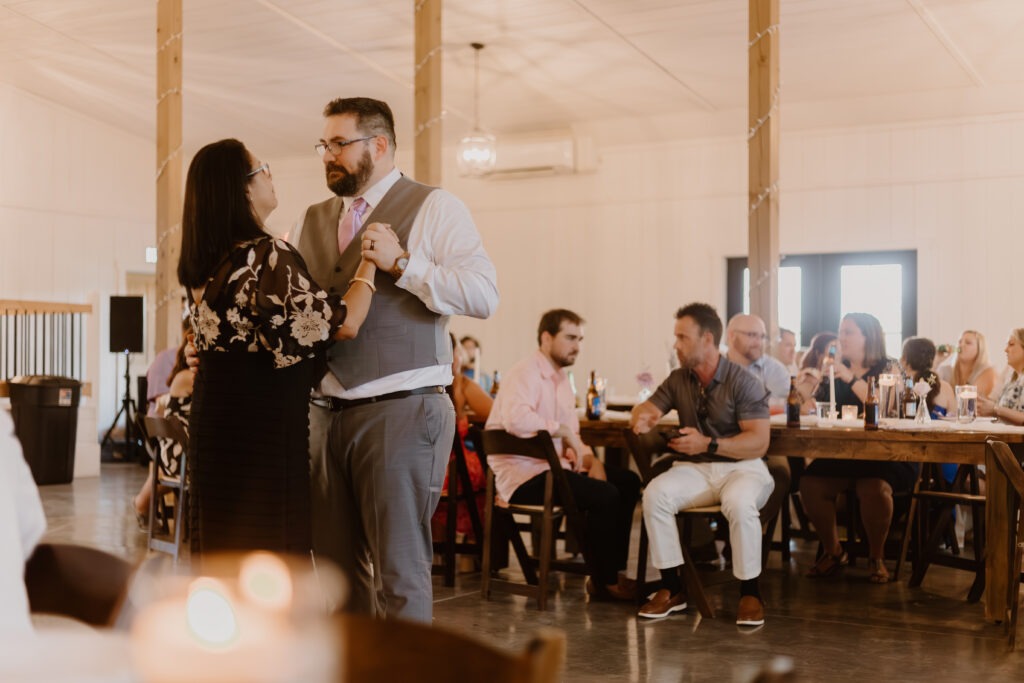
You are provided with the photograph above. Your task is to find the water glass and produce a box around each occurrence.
[878,373,897,418]
[955,385,977,424]
[815,401,833,420]
[841,405,858,421]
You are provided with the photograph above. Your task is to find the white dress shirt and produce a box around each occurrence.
[293,168,499,399]
[0,409,46,633]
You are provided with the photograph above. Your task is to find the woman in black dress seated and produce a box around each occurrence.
[800,312,910,584]
[178,139,376,556]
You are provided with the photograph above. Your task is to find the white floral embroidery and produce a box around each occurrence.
[195,301,221,345]
[226,307,254,343]
[290,310,331,347]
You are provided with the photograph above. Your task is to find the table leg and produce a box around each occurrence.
[985,442,1009,623]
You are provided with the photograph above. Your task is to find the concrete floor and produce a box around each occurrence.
[39,463,1024,682]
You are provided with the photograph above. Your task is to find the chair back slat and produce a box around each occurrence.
[989,439,1024,499]
[144,415,189,450]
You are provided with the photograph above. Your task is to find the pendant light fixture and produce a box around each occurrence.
[456,42,497,177]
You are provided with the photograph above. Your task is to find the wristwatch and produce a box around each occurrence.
[389,250,410,279]
[707,436,719,455]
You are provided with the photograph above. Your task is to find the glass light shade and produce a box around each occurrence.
[456,131,497,176]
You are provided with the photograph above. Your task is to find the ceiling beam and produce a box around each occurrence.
[906,0,984,86]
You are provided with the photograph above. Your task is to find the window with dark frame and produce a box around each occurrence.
[726,250,917,358]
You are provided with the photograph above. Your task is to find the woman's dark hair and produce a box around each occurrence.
[843,312,887,368]
[902,336,941,408]
[178,139,267,288]
[802,332,838,371]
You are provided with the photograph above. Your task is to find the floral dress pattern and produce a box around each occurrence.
[190,237,344,368]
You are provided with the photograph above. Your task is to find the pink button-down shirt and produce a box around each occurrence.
[484,350,583,503]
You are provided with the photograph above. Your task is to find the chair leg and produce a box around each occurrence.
[894,474,923,582]
[537,509,554,611]
[636,523,652,605]
[481,475,495,600]
[1008,542,1023,650]
[681,517,715,618]
[968,500,986,603]
[781,500,792,563]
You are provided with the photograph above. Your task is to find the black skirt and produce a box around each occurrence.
[803,458,918,492]
[188,350,315,556]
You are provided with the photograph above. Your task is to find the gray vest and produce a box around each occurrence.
[296,176,452,389]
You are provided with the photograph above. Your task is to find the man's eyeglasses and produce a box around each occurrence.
[314,136,375,157]
[247,162,271,178]
[737,331,767,340]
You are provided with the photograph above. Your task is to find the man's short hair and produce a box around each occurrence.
[322,97,397,150]
[675,303,723,347]
[459,335,480,350]
[537,309,584,346]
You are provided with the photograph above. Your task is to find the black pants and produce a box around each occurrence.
[510,467,642,586]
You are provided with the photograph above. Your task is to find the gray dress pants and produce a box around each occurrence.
[312,392,454,622]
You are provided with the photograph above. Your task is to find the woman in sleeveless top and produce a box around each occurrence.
[937,330,997,399]
[178,139,378,556]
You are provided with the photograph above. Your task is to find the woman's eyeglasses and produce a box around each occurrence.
[247,162,271,178]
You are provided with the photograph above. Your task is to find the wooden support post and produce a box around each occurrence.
[413,0,443,186]
[155,0,183,350]
[748,0,780,345]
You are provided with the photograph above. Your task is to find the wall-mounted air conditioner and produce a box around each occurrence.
[475,132,599,179]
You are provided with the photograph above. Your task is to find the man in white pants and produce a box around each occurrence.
[630,303,773,626]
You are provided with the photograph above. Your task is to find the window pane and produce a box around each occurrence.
[840,264,902,358]
[741,267,801,343]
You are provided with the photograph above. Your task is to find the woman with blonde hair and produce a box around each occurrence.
[978,328,1024,425]
[938,330,997,399]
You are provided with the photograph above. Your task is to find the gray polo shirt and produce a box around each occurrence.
[649,355,770,441]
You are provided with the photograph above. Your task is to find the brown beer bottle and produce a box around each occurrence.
[786,376,802,428]
[901,377,917,419]
[864,377,880,430]
[490,370,501,398]
[585,370,602,420]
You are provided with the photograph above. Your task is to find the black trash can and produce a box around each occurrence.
[8,375,82,485]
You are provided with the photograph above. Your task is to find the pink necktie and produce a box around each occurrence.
[337,197,367,255]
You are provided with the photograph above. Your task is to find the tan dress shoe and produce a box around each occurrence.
[736,595,765,626]
[637,589,688,619]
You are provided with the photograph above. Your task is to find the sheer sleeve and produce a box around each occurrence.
[249,238,346,368]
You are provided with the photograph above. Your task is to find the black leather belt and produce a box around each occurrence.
[310,385,446,412]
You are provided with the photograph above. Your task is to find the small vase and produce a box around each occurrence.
[914,396,930,424]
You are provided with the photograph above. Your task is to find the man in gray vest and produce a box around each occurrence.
[291,97,499,622]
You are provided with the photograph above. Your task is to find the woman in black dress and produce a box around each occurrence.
[800,312,910,584]
[178,139,376,556]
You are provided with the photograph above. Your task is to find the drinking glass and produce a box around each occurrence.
[955,385,977,424]
[815,401,832,420]
[878,373,896,419]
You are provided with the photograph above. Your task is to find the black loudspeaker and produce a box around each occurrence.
[109,296,144,353]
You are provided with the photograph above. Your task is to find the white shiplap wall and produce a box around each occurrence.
[0,84,154,477]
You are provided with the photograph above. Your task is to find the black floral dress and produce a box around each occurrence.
[187,236,345,555]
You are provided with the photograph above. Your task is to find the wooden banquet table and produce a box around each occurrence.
[579,414,1024,624]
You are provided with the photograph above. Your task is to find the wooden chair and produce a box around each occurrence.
[479,429,592,610]
[986,439,1024,649]
[624,429,787,619]
[336,612,564,683]
[144,415,189,561]
[24,543,134,627]
[433,425,485,586]
[895,462,985,600]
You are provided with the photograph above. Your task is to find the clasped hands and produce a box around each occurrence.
[360,222,402,273]
[630,410,710,456]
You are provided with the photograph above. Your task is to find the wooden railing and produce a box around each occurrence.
[0,300,92,397]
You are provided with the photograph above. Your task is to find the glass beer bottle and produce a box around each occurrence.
[586,370,602,420]
[901,377,917,419]
[786,376,802,428]
[864,377,880,431]
[490,370,501,398]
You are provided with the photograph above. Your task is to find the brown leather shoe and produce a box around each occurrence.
[585,575,638,601]
[736,595,765,626]
[637,589,688,619]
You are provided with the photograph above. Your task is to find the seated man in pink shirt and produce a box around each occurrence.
[484,309,641,601]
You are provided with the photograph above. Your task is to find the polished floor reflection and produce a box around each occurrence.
[40,464,1024,682]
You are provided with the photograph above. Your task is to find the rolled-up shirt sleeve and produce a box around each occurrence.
[398,190,499,319]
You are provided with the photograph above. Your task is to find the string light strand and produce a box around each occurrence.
[748,24,779,49]
[155,145,181,181]
[413,111,446,139]
[157,31,182,53]
[414,45,443,75]
[748,182,778,215]
[747,86,780,141]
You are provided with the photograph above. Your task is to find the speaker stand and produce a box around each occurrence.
[101,349,140,462]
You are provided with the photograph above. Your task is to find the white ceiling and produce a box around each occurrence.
[3,0,1024,158]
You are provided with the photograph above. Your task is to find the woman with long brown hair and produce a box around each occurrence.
[800,312,911,584]
[178,138,377,555]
